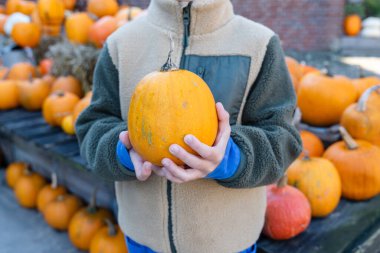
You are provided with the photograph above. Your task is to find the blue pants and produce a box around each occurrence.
[126,237,257,253]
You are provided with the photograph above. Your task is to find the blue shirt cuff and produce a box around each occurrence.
[206,138,241,180]
[116,140,135,171]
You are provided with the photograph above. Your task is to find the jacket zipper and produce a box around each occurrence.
[167,3,192,253]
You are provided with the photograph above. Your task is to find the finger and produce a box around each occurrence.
[148,163,166,177]
[162,158,202,182]
[119,131,132,149]
[169,144,203,169]
[161,167,184,184]
[136,161,152,181]
[215,103,230,143]
[184,135,214,160]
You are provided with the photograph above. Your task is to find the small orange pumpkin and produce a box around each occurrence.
[344,15,361,37]
[68,191,114,250]
[0,78,19,110]
[43,194,83,230]
[42,74,56,87]
[8,62,36,80]
[6,0,20,14]
[14,168,47,208]
[51,76,83,97]
[72,93,92,124]
[89,16,118,48]
[285,57,302,90]
[18,77,51,111]
[87,0,118,18]
[16,0,36,15]
[42,91,80,126]
[90,219,128,253]
[65,12,94,44]
[37,0,65,25]
[39,58,53,75]
[115,6,142,27]
[5,162,28,189]
[37,173,67,212]
[324,127,380,200]
[299,130,324,158]
[61,114,75,135]
[352,76,380,97]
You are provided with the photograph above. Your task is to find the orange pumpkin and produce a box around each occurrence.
[43,194,83,230]
[37,0,65,25]
[65,12,94,44]
[352,76,380,97]
[324,127,380,200]
[42,91,80,126]
[11,22,41,48]
[61,114,75,135]
[0,14,7,34]
[68,192,114,250]
[42,74,56,87]
[263,176,311,240]
[0,79,19,110]
[37,173,67,212]
[14,169,47,208]
[5,162,28,189]
[31,8,42,28]
[344,15,361,37]
[16,0,36,15]
[115,6,142,27]
[6,0,20,14]
[300,62,319,77]
[297,72,357,126]
[88,16,118,48]
[87,0,118,18]
[18,77,51,110]
[90,219,128,253]
[287,155,341,217]
[299,130,324,157]
[8,62,36,80]
[51,76,83,97]
[63,0,76,10]
[128,68,218,166]
[341,85,380,147]
[72,93,91,123]
[39,58,53,75]
[0,5,5,14]
[285,57,302,88]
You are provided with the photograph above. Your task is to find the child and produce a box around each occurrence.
[76,0,302,252]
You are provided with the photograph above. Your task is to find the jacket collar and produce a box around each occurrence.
[146,0,234,36]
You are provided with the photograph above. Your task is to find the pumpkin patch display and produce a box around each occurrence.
[43,194,83,230]
[344,14,362,37]
[299,130,324,158]
[341,85,380,147]
[297,71,357,126]
[68,191,114,250]
[5,162,28,189]
[287,154,341,217]
[42,91,80,126]
[37,173,67,212]
[0,78,19,110]
[88,16,118,48]
[65,12,94,44]
[18,77,51,111]
[51,75,83,97]
[87,0,119,18]
[37,0,65,26]
[324,127,380,201]
[90,219,128,253]
[8,62,36,80]
[14,169,47,208]
[128,65,218,166]
[263,176,311,240]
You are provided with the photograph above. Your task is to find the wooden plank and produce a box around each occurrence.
[0,109,40,123]
[15,125,61,140]
[49,140,80,157]
[34,133,76,148]
[3,116,46,130]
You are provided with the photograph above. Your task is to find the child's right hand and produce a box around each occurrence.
[119,131,160,181]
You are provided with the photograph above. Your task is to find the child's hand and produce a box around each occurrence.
[119,131,160,181]
[152,103,231,183]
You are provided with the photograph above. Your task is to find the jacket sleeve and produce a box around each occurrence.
[218,35,302,188]
[75,43,136,182]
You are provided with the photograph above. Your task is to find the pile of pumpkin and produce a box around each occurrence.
[263,57,380,241]
[0,60,92,135]
[0,0,143,48]
[4,161,128,253]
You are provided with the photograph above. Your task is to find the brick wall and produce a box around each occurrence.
[124,0,345,51]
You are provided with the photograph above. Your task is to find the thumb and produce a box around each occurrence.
[119,131,132,150]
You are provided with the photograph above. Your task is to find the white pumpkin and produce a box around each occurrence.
[4,12,31,35]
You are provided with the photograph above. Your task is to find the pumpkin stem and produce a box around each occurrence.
[161,33,178,72]
[23,165,31,176]
[339,126,359,150]
[56,194,65,202]
[51,172,58,189]
[321,61,333,77]
[302,150,311,161]
[104,218,117,236]
[357,85,380,112]
[56,90,65,97]
[277,174,288,188]
[127,8,132,21]
[87,188,98,213]
[358,65,365,78]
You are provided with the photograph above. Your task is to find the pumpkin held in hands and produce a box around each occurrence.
[128,69,218,166]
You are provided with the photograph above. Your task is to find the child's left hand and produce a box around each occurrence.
[149,102,231,184]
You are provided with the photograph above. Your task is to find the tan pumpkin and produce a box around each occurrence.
[14,169,47,208]
[42,91,80,126]
[68,191,114,250]
[37,173,67,212]
[341,85,380,147]
[65,12,94,44]
[0,77,19,110]
[287,154,342,217]
[90,219,128,253]
[297,71,358,126]
[51,75,83,97]
[88,16,118,48]
[87,0,118,18]
[72,93,91,124]
[18,77,51,111]
[37,0,65,25]
[43,194,83,230]
[8,62,36,80]
[5,162,28,189]
[344,15,362,37]
[324,127,380,200]
[299,130,324,158]
[128,65,218,166]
